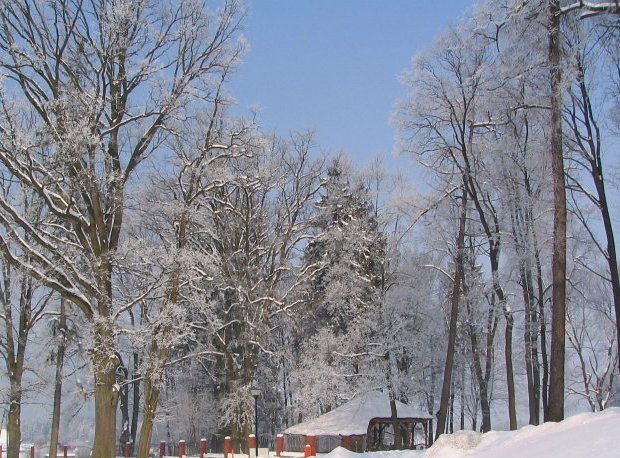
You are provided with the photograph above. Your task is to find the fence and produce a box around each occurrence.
[3,432,367,458]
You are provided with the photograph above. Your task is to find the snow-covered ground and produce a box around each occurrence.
[321,407,620,458]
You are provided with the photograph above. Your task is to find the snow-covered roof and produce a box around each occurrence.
[284,390,432,436]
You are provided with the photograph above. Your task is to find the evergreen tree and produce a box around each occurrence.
[304,156,386,334]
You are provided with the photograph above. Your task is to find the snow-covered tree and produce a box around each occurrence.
[0,1,245,455]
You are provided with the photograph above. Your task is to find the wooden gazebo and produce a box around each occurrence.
[366,416,431,451]
[282,390,433,453]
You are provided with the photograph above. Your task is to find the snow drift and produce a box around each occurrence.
[322,407,620,458]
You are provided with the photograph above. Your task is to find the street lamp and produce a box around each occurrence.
[250,382,261,458]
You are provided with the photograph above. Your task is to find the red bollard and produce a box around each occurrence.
[0,445,3,458]
[305,435,316,457]
[63,445,68,458]
[304,445,311,458]
[224,436,232,458]
[124,442,132,458]
[341,435,351,451]
[160,441,166,458]
[275,434,284,457]
[248,434,256,457]
[178,440,186,458]
[200,438,207,458]
[30,446,35,458]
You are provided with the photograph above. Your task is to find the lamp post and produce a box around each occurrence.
[250,384,261,458]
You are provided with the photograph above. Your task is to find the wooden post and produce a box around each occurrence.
[341,435,351,451]
[159,441,166,458]
[224,436,232,458]
[275,434,284,457]
[30,446,35,458]
[63,445,68,458]
[304,445,311,458]
[200,438,207,458]
[178,440,185,458]
[428,419,434,446]
[305,435,316,457]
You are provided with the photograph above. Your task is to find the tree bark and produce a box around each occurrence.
[91,319,120,458]
[547,0,567,423]
[136,373,162,458]
[7,383,22,458]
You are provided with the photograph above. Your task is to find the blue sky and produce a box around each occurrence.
[229,0,474,168]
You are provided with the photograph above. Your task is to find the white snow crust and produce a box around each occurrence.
[320,407,620,458]
[283,391,432,436]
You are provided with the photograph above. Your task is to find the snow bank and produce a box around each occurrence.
[424,431,482,458]
[323,408,620,458]
[455,407,620,458]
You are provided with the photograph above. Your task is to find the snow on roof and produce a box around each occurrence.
[284,390,432,436]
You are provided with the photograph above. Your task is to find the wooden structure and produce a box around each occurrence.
[282,390,433,453]
[366,417,431,451]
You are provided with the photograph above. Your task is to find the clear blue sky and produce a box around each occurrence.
[229,0,474,168]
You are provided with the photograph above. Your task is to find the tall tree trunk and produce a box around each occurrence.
[489,246,516,430]
[4,274,33,458]
[136,374,162,458]
[466,300,494,433]
[93,372,120,458]
[520,263,541,425]
[91,319,120,458]
[536,249,550,418]
[503,310,516,429]
[388,388,402,449]
[131,352,141,444]
[547,0,567,423]
[449,383,455,433]
[436,187,467,440]
[136,342,169,458]
[460,359,465,431]
[7,381,22,458]
[386,351,403,450]
[119,357,131,450]
[49,298,67,458]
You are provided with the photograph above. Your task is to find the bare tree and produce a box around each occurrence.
[562,15,620,376]
[566,279,618,412]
